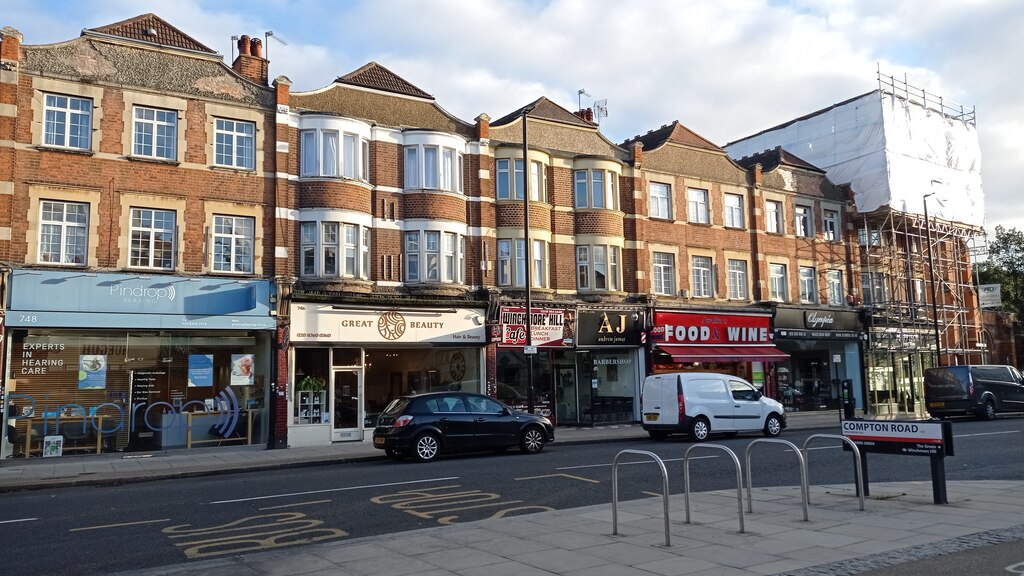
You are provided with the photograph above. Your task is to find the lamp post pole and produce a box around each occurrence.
[923,192,942,367]
[522,106,535,413]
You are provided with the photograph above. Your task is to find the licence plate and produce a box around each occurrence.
[928,402,945,408]
[372,437,385,447]
[644,413,659,422]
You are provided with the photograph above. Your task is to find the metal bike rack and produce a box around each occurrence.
[611,449,671,547]
[802,434,865,511]
[683,444,745,533]
[744,438,808,521]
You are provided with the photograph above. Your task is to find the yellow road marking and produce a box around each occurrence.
[70,518,171,532]
[258,499,331,510]
[514,473,600,484]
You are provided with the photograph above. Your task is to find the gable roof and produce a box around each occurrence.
[335,62,433,100]
[621,120,721,152]
[85,13,216,54]
[733,146,826,174]
[490,96,594,128]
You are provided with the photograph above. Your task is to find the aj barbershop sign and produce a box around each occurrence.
[576,309,643,346]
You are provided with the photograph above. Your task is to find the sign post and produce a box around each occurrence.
[842,419,954,504]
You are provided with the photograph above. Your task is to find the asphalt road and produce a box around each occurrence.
[3,415,1023,575]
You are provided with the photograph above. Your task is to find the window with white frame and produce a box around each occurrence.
[574,169,617,209]
[212,215,254,273]
[576,244,621,292]
[827,270,844,305]
[129,208,175,270]
[727,259,748,299]
[306,223,360,277]
[405,145,463,193]
[769,263,788,302]
[861,272,889,304]
[39,200,88,265]
[823,209,840,241]
[496,158,547,201]
[652,252,676,296]
[214,118,255,170]
[858,226,882,246]
[497,238,546,288]
[766,200,783,233]
[406,230,466,284]
[687,188,709,224]
[794,205,813,237]
[133,106,177,160]
[724,194,744,228]
[691,255,713,298]
[301,129,369,181]
[799,266,817,303]
[650,182,671,219]
[43,94,92,150]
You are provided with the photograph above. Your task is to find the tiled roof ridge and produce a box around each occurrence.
[86,13,216,54]
[335,62,434,100]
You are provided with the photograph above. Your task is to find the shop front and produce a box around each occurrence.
[3,270,275,456]
[772,307,866,413]
[567,308,645,425]
[649,309,788,388]
[492,305,575,422]
[288,304,486,447]
[864,326,936,416]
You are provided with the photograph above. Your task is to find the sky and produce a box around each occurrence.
[7,0,1023,244]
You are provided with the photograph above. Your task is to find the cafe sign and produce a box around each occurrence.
[497,306,575,347]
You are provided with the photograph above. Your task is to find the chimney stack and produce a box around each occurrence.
[1,26,23,62]
[232,33,269,86]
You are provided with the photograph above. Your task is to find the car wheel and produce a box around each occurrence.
[763,413,783,437]
[981,399,996,421]
[413,433,441,462]
[385,447,407,461]
[648,430,669,441]
[520,427,546,454]
[689,416,710,441]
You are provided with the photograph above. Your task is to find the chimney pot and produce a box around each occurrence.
[238,34,251,56]
[250,37,263,59]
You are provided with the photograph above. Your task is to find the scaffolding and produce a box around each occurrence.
[859,208,985,364]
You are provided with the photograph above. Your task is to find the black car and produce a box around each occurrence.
[372,392,554,462]
[924,365,1024,420]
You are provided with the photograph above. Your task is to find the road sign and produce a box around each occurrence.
[523,345,538,355]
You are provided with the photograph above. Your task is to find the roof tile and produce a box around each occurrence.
[87,13,216,54]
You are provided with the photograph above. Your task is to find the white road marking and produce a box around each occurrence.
[0,518,38,524]
[557,455,717,471]
[954,430,1021,438]
[70,519,171,532]
[210,476,460,504]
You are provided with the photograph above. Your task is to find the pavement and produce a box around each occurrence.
[8,409,1024,576]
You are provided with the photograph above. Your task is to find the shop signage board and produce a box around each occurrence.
[651,311,772,344]
[497,306,575,347]
[290,305,486,344]
[6,270,275,329]
[576,309,643,347]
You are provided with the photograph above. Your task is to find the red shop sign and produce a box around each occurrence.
[652,311,771,345]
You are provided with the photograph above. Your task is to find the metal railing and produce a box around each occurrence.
[744,438,808,521]
[683,444,745,533]
[803,434,865,511]
[611,449,671,547]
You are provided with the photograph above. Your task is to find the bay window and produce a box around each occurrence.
[405,144,464,193]
[576,244,621,292]
[497,238,547,288]
[574,169,617,209]
[300,128,368,181]
[497,158,546,201]
[405,230,466,284]
[300,221,370,279]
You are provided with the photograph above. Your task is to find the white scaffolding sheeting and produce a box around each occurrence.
[727,89,984,227]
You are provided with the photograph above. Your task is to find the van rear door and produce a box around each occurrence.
[642,375,679,426]
[924,366,971,405]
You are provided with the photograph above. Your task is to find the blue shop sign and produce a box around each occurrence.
[7,270,275,330]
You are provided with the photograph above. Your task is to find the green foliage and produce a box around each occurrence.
[297,375,325,392]
[978,225,1024,317]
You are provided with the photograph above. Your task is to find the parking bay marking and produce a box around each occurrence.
[515,473,600,484]
[558,454,718,471]
[259,500,332,511]
[371,484,553,525]
[0,518,38,525]
[70,518,171,532]
[209,476,459,504]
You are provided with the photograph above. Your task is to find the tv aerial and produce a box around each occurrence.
[264,30,289,58]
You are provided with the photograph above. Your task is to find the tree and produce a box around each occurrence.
[976,225,1024,317]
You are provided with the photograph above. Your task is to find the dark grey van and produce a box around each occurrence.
[923,365,1024,420]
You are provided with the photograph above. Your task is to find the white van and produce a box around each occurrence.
[641,372,786,440]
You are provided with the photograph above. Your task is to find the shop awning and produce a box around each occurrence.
[655,344,789,362]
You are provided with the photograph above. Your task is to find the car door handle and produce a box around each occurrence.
[438,417,449,423]
[475,417,486,422]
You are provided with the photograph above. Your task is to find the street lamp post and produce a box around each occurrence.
[522,106,536,413]
[923,190,942,367]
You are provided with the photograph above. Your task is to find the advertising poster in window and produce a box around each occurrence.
[188,354,214,387]
[78,354,107,389]
[231,354,254,386]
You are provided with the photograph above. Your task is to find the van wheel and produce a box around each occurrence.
[981,399,996,421]
[648,431,669,441]
[689,416,710,441]
[763,414,783,437]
